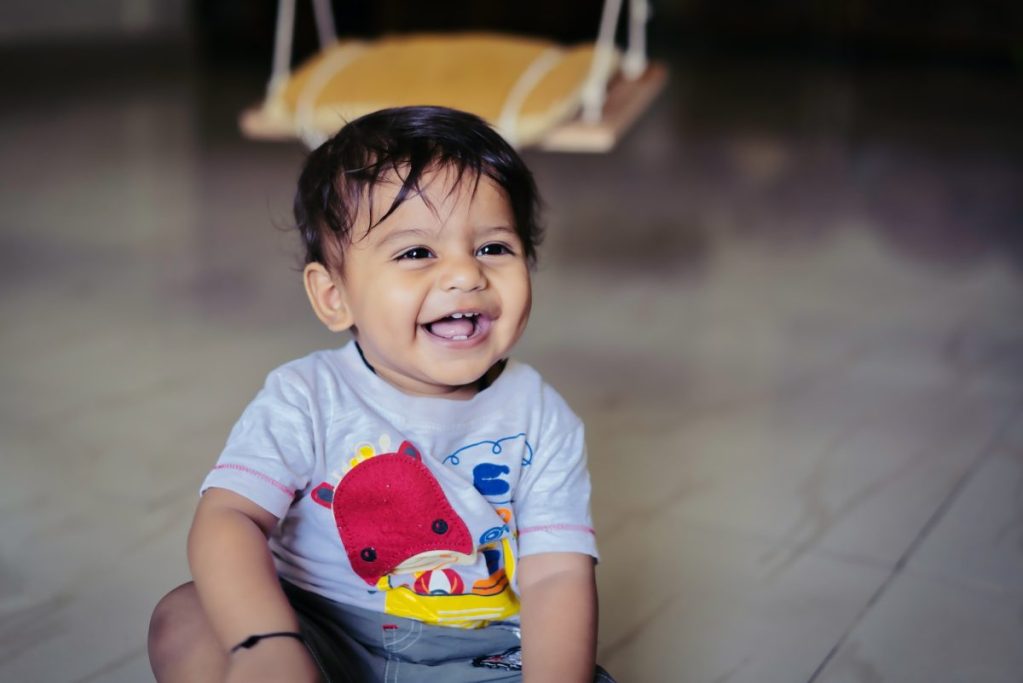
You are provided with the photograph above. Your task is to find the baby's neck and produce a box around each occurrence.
[354,342,506,400]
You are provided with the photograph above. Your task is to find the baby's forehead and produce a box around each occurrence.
[363,161,487,199]
[354,163,504,222]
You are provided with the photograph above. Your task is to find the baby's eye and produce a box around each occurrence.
[477,243,514,257]
[397,247,433,260]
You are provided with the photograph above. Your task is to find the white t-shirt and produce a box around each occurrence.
[201,341,597,629]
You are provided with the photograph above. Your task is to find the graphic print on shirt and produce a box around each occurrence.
[310,434,527,628]
[442,433,533,543]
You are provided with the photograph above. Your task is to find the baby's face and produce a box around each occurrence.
[337,167,531,399]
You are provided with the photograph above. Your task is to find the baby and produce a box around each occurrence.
[148,106,614,683]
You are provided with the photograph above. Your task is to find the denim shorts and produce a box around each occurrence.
[282,581,617,683]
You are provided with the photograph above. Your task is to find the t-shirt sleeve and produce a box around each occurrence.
[514,415,599,561]
[200,366,320,519]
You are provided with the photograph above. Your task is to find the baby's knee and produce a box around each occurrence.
[148,583,205,668]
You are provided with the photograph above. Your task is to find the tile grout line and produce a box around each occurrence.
[804,397,1023,683]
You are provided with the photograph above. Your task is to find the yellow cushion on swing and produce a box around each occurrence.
[263,32,611,146]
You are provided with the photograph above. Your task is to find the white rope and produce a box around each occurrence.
[581,0,623,123]
[623,0,650,79]
[496,47,565,146]
[311,0,337,48]
[295,44,367,148]
[267,0,296,99]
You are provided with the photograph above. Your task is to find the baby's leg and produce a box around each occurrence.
[148,582,228,682]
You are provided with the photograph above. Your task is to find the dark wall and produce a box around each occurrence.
[655,0,1022,64]
[192,0,1022,67]
[191,0,604,64]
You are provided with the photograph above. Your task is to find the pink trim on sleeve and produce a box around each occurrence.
[211,464,296,497]
[518,523,595,536]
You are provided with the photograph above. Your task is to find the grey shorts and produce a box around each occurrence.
[282,581,617,683]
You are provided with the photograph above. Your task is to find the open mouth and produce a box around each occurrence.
[422,311,492,342]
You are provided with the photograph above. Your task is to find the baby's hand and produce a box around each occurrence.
[225,637,320,683]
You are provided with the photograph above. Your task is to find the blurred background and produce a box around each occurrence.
[1,2,1022,682]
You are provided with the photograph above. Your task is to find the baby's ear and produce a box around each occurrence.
[303,262,354,332]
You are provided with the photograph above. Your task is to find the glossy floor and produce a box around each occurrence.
[1,45,1022,682]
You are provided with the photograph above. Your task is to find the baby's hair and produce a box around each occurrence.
[294,106,543,272]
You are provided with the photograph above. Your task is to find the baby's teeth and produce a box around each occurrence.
[453,335,468,341]
[451,313,464,319]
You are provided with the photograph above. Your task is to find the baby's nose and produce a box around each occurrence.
[440,255,486,291]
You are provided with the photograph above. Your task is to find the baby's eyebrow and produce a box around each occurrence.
[375,227,434,246]
[478,225,518,238]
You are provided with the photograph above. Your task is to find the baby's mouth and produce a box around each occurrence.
[422,312,490,341]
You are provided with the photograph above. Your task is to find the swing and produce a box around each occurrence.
[239,0,667,152]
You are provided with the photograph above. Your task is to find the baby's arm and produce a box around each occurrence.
[188,487,320,683]
[518,552,598,683]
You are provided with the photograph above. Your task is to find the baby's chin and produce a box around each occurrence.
[368,362,487,398]
[412,362,504,396]
[425,371,492,394]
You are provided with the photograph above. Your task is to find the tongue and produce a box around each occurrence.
[428,318,474,339]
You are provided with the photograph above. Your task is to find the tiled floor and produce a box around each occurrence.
[1,42,1022,683]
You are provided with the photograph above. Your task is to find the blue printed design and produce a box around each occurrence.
[443,434,534,504]
[521,439,534,467]
[473,463,511,496]
[481,546,502,575]
[442,434,534,467]
[479,525,508,544]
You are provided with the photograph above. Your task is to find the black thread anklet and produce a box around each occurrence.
[230,631,306,653]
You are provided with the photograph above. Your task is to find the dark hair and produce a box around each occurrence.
[294,106,543,272]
